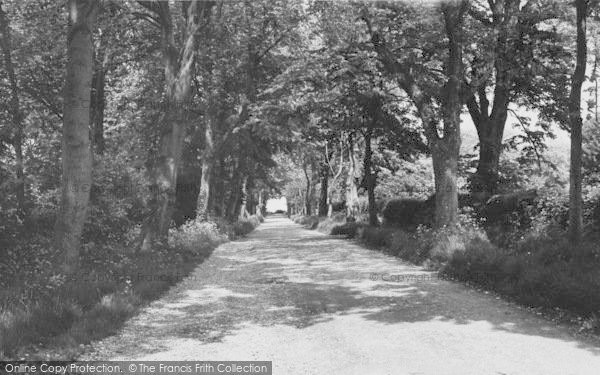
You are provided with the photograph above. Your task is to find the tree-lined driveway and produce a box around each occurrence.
[83,216,600,375]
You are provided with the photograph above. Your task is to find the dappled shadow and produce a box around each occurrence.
[82,217,600,373]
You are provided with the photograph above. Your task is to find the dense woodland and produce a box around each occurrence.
[1,0,600,359]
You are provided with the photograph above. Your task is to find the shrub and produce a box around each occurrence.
[170,220,228,254]
[382,198,433,228]
[330,222,367,238]
[316,213,346,234]
[232,215,261,237]
[442,236,600,318]
[359,226,394,249]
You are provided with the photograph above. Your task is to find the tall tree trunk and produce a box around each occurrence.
[140,1,212,251]
[257,189,264,217]
[327,137,344,218]
[196,112,214,221]
[367,2,466,228]
[468,114,506,197]
[239,176,249,219]
[53,0,97,273]
[303,163,312,216]
[0,2,25,218]
[91,43,110,155]
[318,162,329,217]
[568,0,587,246]
[345,134,359,221]
[430,1,466,229]
[226,158,241,220]
[363,127,377,226]
[431,141,460,228]
[213,157,226,217]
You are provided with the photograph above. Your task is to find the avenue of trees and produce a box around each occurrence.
[280,0,600,249]
[1,0,600,357]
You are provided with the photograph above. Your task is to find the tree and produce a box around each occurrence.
[568,0,588,245]
[366,0,468,228]
[53,0,98,273]
[464,0,568,197]
[138,0,213,251]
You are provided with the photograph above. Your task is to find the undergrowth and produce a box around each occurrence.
[0,215,261,359]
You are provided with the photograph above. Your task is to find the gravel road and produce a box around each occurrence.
[82,216,600,374]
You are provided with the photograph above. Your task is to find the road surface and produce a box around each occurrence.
[82,216,600,374]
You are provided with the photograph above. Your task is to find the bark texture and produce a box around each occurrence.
[53,0,98,272]
[430,2,466,228]
[318,162,329,217]
[568,0,587,245]
[345,134,359,221]
[363,127,378,226]
[196,111,215,221]
[141,1,213,251]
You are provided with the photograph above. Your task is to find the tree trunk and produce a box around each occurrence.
[196,112,215,221]
[141,1,211,251]
[327,137,344,218]
[568,0,587,245]
[367,2,465,228]
[431,142,460,228]
[318,162,329,217]
[469,115,505,197]
[0,3,25,218]
[345,134,359,221]
[213,157,226,217]
[257,190,264,217]
[466,0,518,197]
[363,127,377,226]
[303,163,312,216]
[430,1,466,229]
[91,43,110,155]
[226,158,241,220]
[53,0,97,273]
[239,176,249,219]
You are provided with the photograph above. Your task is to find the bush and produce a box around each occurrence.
[382,198,433,228]
[330,222,367,238]
[232,215,261,237]
[442,235,600,319]
[316,213,346,234]
[292,215,320,229]
[169,220,228,254]
[359,226,395,249]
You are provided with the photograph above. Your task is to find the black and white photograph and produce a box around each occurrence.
[1,0,600,373]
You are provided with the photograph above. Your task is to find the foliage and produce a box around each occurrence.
[443,235,600,320]
[0,214,258,359]
[382,198,433,228]
[169,220,228,254]
[232,215,262,237]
